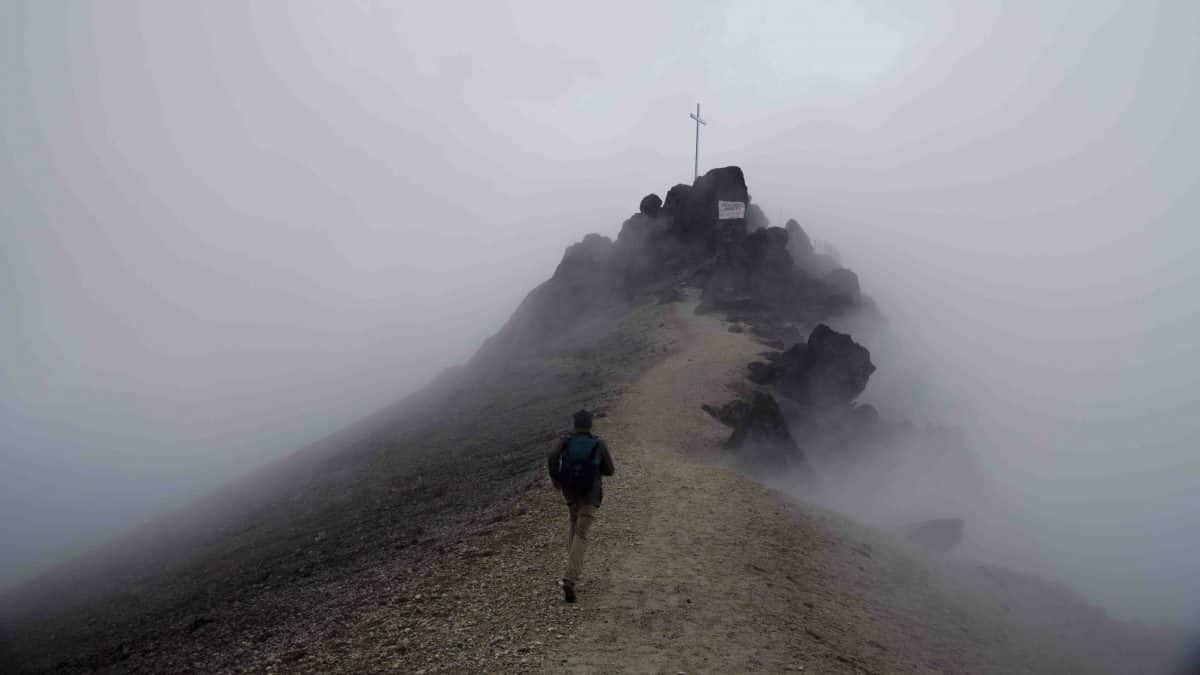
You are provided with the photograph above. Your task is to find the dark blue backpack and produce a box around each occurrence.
[559,434,600,499]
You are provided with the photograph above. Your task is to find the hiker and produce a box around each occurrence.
[546,409,615,603]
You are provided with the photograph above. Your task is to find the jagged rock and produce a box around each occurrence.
[785,219,813,258]
[823,268,861,300]
[701,399,751,428]
[664,166,751,250]
[905,518,964,553]
[725,391,806,472]
[613,211,675,291]
[774,324,875,408]
[702,225,795,312]
[473,234,620,363]
[554,233,614,278]
[662,183,691,219]
[746,203,770,231]
[477,166,865,366]
[639,193,662,217]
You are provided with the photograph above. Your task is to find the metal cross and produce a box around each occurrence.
[689,102,706,181]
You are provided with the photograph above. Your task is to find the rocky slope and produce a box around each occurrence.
[1,167,1191,673]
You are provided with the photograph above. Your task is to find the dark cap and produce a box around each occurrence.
[572,409,593,430]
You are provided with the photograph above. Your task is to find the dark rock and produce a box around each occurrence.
[824,268,861,300]
[639,193,662,217]
[553,233,614,279]
[662,183,692,218]
[725,391,806,471]
[747,361,776,384]
[728,323,744,333]
[746,203,770,231]
[905,518,964,553]
[785,219,814,258]
[613,212,669,290]
[686,166,749,231]
[473,233,621,362]
[774,324,875,408]
[701,399,751,428]
[702,225,795,312]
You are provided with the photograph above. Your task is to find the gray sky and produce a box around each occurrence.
[3,1,1198,626]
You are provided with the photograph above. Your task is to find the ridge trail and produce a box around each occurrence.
[539,301,977,674]
[295,299,1078,674]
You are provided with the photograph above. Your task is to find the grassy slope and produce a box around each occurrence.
[1,298,668,673]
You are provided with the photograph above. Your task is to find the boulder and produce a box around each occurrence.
[639,193,662,217]
[662,183,692,219]
[785,219,814,258]
[702,225,795,312]
[680,166,749,241]
[701,399,751,428]
[774,324,875,408]
[725,391,806,470]
[823,268,861,300]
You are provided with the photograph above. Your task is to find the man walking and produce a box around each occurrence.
[547,409,615,603]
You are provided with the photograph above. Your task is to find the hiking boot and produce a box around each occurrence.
[561,578,576,603]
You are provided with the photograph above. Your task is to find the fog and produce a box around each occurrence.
[3,1,1197,628]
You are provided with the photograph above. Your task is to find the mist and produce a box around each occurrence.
[3,0,1198,630]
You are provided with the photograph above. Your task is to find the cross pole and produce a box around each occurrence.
[689,102,706,181]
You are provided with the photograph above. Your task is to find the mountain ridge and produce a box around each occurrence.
[1,167,1190,673]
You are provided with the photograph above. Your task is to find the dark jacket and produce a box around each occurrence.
[547,431,615,506]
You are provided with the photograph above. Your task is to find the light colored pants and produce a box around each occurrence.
[565,502,596,584]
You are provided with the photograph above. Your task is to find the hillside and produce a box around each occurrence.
[1,167,1191,673]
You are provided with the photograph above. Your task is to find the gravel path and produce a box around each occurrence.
[287,300,1085,673]
[538,301,977,674]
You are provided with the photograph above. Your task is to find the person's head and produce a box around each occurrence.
[572,409,593,432]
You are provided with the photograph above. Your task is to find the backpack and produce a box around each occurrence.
[558,433,601,500]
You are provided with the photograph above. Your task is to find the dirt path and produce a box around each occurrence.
[538,302,993,674]
[282,299,1076,673]
[533,298,1114,674]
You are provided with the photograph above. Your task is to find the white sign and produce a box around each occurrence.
[717,200,746,220]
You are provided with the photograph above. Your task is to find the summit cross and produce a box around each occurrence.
[689,102,706,181]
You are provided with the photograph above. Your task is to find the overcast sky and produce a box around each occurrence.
[3,1,1198,626]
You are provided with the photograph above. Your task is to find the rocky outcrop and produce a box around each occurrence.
[639,193,662,217]
[725,391,806,471]
[662,183,691,220]
[785,219,813,258]
[702,225,796,313]
[823,268,861,302]
[554,232,614,278]
[702,399,751,428]
[472,234,621,365]
[746,203,770,232]
[475,165,867,366]
[682,166,749,240]
[747,324,875,411]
